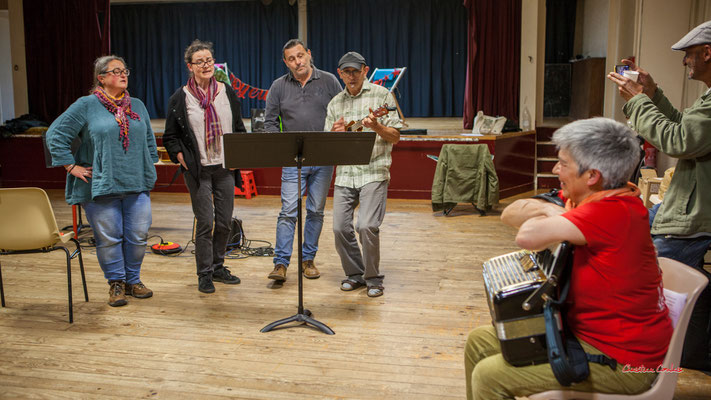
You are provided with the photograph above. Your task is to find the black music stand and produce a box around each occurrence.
[223,131,377,335]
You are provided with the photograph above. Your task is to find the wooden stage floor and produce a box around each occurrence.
[1,191,710,399]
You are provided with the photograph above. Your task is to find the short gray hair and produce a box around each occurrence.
[184,39,214,65]
[92,55,126,92]
[552,117,640,189]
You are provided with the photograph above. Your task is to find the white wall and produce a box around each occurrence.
[0,10,14,122]
[623,0,696,174]
[603,0,637,121]
[637,0,693,110]
[521,0,545,129]
[582,0,609,57]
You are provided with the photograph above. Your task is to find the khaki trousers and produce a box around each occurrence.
[464,326,657,400]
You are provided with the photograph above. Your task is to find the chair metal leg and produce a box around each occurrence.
[0,260,4,307]
[62,246,73,323]
[71,238,89,302]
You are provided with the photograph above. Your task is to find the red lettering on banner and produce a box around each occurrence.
[228,72,268,100]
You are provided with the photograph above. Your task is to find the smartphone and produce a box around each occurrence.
[615,64,630,75]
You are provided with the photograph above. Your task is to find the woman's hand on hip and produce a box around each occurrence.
[71,166,93,183]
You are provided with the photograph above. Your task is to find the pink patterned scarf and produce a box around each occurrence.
[93,87,140,152]
[186,76,223,160]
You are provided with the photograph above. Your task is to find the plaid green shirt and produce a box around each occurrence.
[324,81,403,188]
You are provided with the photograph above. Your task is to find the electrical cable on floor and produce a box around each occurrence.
[225,236,274,259]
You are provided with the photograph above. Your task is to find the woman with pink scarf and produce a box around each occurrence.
[163,40,246,294]
[47,55,158,307]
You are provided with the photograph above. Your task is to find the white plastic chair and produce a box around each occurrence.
[528,257,708,400]
[0,187,89,323]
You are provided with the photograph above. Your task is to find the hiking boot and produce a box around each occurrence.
[125,281,153,298]
[213,266,240,284]
[198,275,215,293]
[108,280,128,307]
[268,264,287,282]
[302,260,320,279]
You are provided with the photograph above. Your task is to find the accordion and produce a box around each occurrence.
[482,242,573,366]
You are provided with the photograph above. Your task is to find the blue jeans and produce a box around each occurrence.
[83,191,152,284]
[653,234,711,370]
[274,166,334,267]
[648,202,661,227]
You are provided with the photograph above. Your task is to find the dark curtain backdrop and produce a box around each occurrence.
[24,0,110,122]
[462,0,521,129]
[111,1,297,118]
[545,0,577,63]
[307,0,468,118]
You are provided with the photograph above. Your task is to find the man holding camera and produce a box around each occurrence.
[608,20,711,371]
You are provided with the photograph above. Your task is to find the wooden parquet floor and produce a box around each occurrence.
[1,190,710,399]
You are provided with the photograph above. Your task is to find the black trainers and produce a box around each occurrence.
[198,275,215,293]
[213,266,240,284]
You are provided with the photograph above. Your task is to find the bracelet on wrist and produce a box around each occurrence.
[66,164,76,174]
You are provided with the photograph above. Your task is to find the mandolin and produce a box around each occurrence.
[345,104,396,131]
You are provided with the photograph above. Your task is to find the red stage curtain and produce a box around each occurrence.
[24,0,111,122]
[462,0,521,129]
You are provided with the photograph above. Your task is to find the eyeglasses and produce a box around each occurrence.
[340,69,363,77]
[191,58,215,68]
[102,68,130,77]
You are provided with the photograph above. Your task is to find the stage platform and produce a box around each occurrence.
[150,117,470,136]
[1,118,535,200]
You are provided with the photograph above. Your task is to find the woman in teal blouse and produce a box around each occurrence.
[47,55,158,307]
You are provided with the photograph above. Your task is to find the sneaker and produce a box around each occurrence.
[213,266,240,284]
[108,280,128,307]
[125,281,153,298]
[367,286,384,298]
[268,264,287,282]
[340,279,365,291]
[302,260,320,279]
[198,275,215,293]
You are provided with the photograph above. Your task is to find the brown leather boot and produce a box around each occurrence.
[125,281,153,298]
[302,260,320,279]
[268,264,287,282]
[108,280,127,307]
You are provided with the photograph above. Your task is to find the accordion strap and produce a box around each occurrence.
[544,281,617,386]
[532,188,565,208]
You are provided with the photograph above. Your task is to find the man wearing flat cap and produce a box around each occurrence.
[608,20,711,372]
[325,51,403,298]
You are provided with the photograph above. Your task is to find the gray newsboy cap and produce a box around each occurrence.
[672,20,711,50]
[338,51,366,69]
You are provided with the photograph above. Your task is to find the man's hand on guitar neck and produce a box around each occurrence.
[362,111,380,131]
[330,109,400,144]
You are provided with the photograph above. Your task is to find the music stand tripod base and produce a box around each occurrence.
[260,308,335,334]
